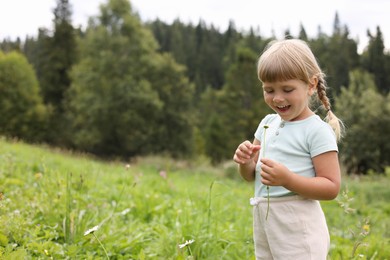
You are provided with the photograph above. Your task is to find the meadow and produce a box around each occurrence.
[0,137,389,259]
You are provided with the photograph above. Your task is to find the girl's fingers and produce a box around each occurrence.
[233,141,260,164]
[252,145,261,153]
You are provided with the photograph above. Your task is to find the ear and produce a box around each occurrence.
[308,76,318,96]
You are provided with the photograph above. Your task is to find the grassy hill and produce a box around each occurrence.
[0,137,389,259]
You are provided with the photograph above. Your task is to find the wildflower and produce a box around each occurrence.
[35,172,43,180]
[121,208,131,215]
[159,170,167,179]
[362,224,370,233]
[178,239,195,249]
[125,164,130,170]
[84,225,99,236]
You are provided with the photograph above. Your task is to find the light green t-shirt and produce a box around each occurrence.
[254,114,338,198]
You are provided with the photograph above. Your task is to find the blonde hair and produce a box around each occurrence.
[257,39,344,141]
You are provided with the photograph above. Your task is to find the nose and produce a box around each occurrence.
[273,93,284,103]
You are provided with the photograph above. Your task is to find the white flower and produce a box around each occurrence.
[121,208,131,215]
[84,225,99,236]
[178,239,195,248]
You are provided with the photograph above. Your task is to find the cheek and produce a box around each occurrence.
[263,93,273,103]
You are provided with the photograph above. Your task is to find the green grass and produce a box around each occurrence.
[0,137,389,259]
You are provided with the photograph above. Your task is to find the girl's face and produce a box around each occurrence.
[262,79,316,121]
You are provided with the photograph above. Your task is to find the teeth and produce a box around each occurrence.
[277,105,289,108]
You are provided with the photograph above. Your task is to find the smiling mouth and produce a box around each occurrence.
[276,105,290,112]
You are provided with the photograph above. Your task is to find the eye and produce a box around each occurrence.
[264,89,274,94]
[284,88,294,93]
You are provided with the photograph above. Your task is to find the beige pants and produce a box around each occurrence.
[252,195,330,260]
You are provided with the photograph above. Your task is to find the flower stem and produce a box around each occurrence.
[263,126,270,220]
[93,233,109,259]
[266,186,270,220]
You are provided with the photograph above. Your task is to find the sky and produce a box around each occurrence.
[0,0,389,53]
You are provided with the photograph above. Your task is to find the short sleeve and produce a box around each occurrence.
[309,123,338,158]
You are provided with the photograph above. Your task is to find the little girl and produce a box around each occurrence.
[233,39,343,259]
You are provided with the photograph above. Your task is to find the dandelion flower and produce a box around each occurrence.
[178,239,195,248]
[84,225,99,236]
[362,224,370,232]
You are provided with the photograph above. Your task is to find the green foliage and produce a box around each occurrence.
[201,47,271,163]
[326,175,390,258]
[362,26,389,94]
[335,70,389,174]
[0,38,22,53]
[23,0,78,145]
[149,19,241,96]
[45,0,77,108]
[0,138,389,258]
[310,24,359,97]
[65,0,194,158]
[0,51,49,141]
[204,113,229,163]
[147,53,195,157]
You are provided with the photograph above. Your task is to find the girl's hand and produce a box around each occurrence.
[233,141,261,165]
[260,158,292,186]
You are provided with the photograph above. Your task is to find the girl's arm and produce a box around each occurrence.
[233,139,261,182]
[260,151,341,200]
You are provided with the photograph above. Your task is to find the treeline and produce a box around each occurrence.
[0,0,389,174]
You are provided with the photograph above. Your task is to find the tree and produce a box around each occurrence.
[362,26,389,93]
[332,12,342,36]
[0,51,49,141]
[149,18,234,97]
[47,0,77,109]
[335,70,388,174]
[311,13,359,98]
[65,0,194,158]
[0,37,22,53]
[298,23,308,41]
[201,47,271,163]
[204,113,229,163]
[147,53,195,157]
[24,0,78,144]
[383,93,390,167]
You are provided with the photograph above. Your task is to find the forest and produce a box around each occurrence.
[0,0,389,174]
